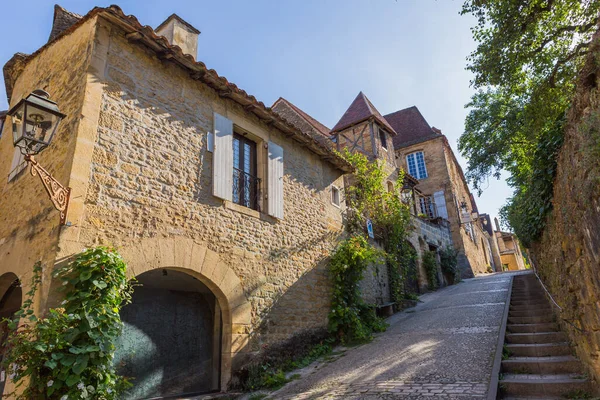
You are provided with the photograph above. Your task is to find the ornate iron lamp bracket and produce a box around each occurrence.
[24,155,71,225]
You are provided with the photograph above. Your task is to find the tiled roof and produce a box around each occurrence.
[384,106,440,149]
[272,98,331,138]
[48,5,83,42]
[331,92,396,134]
[3,5,353,173]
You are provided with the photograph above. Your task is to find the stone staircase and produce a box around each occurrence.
[499,274,592,399]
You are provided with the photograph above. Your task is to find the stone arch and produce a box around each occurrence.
[0,272,22,397]
[118,237,251,391]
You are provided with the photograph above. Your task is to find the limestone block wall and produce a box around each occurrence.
[529,41,600,388]
[56,21,347,360]
[0,17,98,312]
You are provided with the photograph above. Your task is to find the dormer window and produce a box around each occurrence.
[379,127,388,150]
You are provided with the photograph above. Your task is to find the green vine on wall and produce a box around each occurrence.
[2,247,134,399]
[439,246,460,284]
[328,150,413,343]
[422,251,439,291]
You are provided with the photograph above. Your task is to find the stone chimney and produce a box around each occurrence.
[494,217,501,232]
[155,14,200,59]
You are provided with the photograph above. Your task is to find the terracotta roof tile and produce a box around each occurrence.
[332,92,396,134]
[48,5,83,42]
[273,98,331,138]
[384,106,440,149]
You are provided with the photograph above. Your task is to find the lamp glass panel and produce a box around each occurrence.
[11,103,25,146]
[22,103,59,153]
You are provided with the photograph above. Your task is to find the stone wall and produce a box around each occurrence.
[56,20,347,360]
[529,39,600,388]
[0,17,98,311]
[441,142,490,276]
[395,137,490,278]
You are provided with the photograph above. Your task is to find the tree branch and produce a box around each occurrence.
[548,41,591,87]
[531,20,597,55]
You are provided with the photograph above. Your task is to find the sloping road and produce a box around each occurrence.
[269,273,517,399]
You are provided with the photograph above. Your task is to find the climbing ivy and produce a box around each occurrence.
[422,251,439,291]
[328,150,412,343]
[499,117,565,247]
[2,247,134,399]
[439,246,460,284]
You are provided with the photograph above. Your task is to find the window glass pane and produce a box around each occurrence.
[416,152,427,179]
[407,154,417,177]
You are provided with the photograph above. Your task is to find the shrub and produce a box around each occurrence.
[2,248,134,399]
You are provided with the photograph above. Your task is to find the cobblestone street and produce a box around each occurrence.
[269,273,515,399]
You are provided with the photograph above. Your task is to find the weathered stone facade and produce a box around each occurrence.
[528,38,600,390]
[0,7,351,395]
[395,136,491,277]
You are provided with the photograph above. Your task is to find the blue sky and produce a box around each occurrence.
[0,0,512,225]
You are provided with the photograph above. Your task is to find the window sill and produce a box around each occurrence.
[224,200,277,222]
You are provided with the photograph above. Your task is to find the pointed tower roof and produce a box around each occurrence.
[331,92,396,134]
[384,106,441,149]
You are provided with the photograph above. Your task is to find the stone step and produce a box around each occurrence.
[506,332,566,344]
[511,294,546,299]
[507,323,559,334]
[500,374,591,397]
[501,355,583,374]
[502,397,562,400]
[506,343,572,357]
[508,315,554,324]
[509,310,551,318]
[510,301,549,307]
[509,305,552,312]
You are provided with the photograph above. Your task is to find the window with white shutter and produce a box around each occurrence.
[267,141,284,219]
[212,113,233,201]
[433,190,448,220]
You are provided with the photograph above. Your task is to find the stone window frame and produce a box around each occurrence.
[231,125,266,214]
[331,185,341,208]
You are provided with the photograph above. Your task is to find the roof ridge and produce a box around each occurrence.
[8,5,352,173]
[275,97,331,137]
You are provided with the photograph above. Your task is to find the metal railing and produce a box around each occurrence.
[532,269,588,333]
[233,168,261,211]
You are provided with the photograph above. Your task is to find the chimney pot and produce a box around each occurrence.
[155,14,200,59]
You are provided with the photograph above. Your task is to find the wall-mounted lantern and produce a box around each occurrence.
[7,90,71,225]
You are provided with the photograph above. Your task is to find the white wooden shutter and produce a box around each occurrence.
[268,141,284,219]
[8,149,25,181]
[433,190,448,220]
[212,113,233,201]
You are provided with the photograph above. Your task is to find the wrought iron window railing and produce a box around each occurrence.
[233,167,261,211]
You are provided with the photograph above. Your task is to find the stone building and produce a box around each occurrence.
[492,218,525,271]
[384,106,493,277]
[0,5,353,398]
[273,94,454,294]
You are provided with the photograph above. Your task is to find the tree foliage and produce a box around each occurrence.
[2,248,133,399]
[459,0,599,239]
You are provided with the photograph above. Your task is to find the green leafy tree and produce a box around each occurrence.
[459,0,599,241]
[2,248,134,399]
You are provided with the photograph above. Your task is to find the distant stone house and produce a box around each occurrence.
[0,5,353,399]
[273,94,454,294]
[384,106,494,277]
[492,218,525,271]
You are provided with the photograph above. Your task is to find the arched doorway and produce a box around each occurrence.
[0,274,22,397]
[115,269,221,399]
